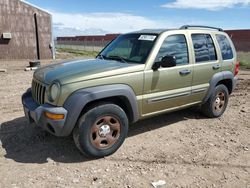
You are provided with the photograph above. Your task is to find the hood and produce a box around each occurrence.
[34,59,143,85]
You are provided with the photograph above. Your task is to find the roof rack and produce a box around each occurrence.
[180,25,223,31]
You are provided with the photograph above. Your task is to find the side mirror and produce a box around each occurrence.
[161,55,176,68]
[152,55,176,71]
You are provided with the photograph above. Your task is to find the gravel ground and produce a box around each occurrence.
[0,60,249,188]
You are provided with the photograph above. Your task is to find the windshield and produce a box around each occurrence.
[99,33,158,64]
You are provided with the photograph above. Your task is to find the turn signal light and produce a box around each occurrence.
[44,112,64,120]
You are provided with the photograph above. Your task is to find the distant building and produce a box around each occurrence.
[57,30,250,53]
[0,0,53,60]
[225,30,250,52]
[56,34,119,52]
[57,34,119,44]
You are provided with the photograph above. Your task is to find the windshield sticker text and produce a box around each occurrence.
[138,35,156,41]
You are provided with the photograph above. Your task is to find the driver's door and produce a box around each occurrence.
[142,34,193,116]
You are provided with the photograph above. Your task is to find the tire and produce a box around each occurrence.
[201,84,229,118]
[73,103,128,158]
[29,61,40,67]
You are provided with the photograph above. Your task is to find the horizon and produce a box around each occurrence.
[24,0,250,37]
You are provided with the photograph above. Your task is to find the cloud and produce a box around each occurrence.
[49,11,218,37]
[53,26,108,37]
[51,11,166,36]
[161,0,250,11]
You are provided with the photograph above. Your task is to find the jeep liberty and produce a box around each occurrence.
[22,25,239,158]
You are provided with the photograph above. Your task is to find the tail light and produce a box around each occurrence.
[234,61,240,76]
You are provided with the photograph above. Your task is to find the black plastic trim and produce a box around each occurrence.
[202,71,235,103]
[22,89,68,136]
[148,91,190,104]
[180,25,223,31]
[62,84,139,136]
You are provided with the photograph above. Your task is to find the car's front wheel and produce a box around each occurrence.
[73,103,128,158]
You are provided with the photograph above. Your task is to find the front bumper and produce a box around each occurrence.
[22,89,68,136]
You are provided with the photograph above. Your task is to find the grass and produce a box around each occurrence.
[56,48,99,57]
[237,51,250,69]
[56,47,250,69]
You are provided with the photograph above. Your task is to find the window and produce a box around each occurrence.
[192,34,217,63]
[100,34,158,64]
[216,34,234,60]
[106,39,133,59]
[155,35,189,65]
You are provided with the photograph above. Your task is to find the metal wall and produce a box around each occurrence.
[56,34,119,52]
[0,0,53,59]
[225,30,250,52]
[57,30,250,53]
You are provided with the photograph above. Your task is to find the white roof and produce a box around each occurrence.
[20,0,51,15]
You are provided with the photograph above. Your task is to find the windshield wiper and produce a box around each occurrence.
[107,55,127,63]
[96,54,106,60]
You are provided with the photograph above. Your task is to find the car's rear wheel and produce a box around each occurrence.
[201,84,229,118]
[73,103,128,158]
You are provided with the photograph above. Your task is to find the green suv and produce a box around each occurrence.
[22,25,239,158]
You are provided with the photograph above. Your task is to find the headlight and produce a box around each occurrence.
[49,82,60,102]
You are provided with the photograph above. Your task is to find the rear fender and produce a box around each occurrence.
[203,71,234,103]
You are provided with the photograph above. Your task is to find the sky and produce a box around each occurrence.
[24,0,250,37]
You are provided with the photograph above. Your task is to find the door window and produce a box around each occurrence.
[192,34,217,63]
[216,34,234,60]
[155,35,189,65]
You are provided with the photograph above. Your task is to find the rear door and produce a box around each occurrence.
[188,32,221,103]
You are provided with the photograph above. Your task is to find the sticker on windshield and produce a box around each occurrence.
[138,35,156,41]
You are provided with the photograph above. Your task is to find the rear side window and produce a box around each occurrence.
[216,34,234,60]
[155,34,189,65]
[192,34,217,63]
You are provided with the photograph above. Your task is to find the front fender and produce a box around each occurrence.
[61,84,139,136]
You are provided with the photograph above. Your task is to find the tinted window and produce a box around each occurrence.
[206,35,217,61]
[106,39,133,59]
[155,35,189,65]
[216,34,234,60]
[192,34,217,63]
[100,34,158,64]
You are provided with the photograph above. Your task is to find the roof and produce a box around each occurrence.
[130,29,173,34]
[19,0,51,15]
[130,26,225,35]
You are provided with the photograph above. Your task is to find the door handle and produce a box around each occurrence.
[179,69,191,75]
[212,64,221,70]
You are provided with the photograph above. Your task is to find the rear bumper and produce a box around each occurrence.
[22,89,68,136]
[232,77,238,92]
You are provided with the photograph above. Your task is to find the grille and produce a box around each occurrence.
[32,80,46,105]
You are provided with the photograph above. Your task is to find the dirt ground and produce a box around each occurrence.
[0,60,249,188]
